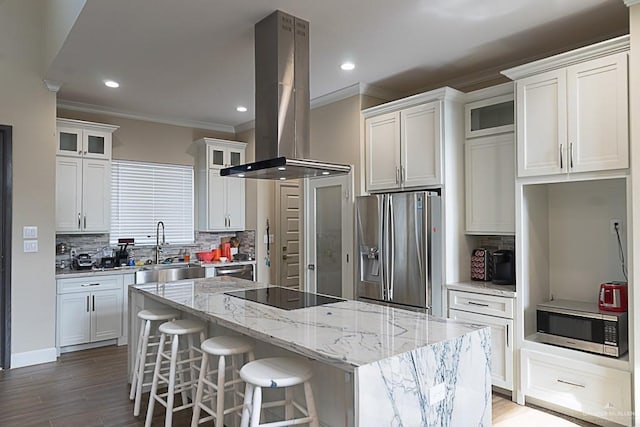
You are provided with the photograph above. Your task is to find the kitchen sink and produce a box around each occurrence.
[135,264,205,283]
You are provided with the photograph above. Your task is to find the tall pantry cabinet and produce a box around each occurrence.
[503,35,632,427]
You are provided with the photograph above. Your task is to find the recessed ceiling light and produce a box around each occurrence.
[340,62,355,71]
[277,167,286,171]
[236,106,248,112]
[279,177,286,180]
[322,171,330,175]
[104,80,120,88]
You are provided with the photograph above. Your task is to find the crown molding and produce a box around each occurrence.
[624,0,640,7]
[56,99,235,134]
[362,86,465,118]
[502,34,629,80]
[44,80,62,92]
[310,83,399,110]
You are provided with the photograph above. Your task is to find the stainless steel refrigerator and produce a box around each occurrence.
[355,191,442,316]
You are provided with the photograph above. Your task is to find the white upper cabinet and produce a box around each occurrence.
[197,138,246,232]
[567,53,628,173]
[503,36,629,179]
[465,134,515,234]
[55,119,117,233]
[57,118,115,160]
[363,88,458,193]
[366,111,400,191]
[401,103,441,188]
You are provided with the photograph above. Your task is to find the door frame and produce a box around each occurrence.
[303,172,354,298]
[0,125,12,369]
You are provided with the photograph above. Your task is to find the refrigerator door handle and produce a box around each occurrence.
[388,195,395,301]
[379,196,386,300]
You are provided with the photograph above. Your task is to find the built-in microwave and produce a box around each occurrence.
[536,299,628,358]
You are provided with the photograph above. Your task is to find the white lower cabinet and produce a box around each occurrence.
[521,349,631,426]
[448,289,514,390]
[57,275,123,349]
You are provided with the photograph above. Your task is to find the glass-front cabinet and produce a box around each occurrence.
[56,119,115,160]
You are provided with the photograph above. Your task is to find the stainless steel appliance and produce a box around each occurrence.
[221,10,350,180]
[215,264,255,281]
[537,299,628,357]
[355,191,442,315]
[72,253,93,270]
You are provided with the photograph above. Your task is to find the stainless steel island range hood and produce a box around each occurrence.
[221,10,351,180]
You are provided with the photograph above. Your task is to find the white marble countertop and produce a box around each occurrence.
[131,277,487,372]
[446,280,516,297]
[55,260,256,279]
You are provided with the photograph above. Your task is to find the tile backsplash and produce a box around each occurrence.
[472,235,515,252]
[56,230,256,268]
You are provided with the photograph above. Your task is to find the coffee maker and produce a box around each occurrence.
[492,249,515,285]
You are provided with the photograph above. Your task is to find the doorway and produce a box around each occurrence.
[0,125,12,369]
[304,173,353,299]
[275,181,301,289]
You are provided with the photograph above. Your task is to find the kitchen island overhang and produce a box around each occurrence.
[129,277,491,426]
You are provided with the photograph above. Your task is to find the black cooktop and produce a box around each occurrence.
[225,286,344,310]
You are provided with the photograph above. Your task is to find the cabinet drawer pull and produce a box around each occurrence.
[467,301,489,307]
[557,379,585,388]
[559,143,563,169]
[395,167,400,184]
[81,283,100,287]
[84,214,87,229]
[78,213,81,229]
[86,295,90,312]
[400,165,405,183]
[92,295,95,311]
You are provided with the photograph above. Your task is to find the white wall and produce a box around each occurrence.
[42,0,87,74]
[547,179,627,302]
[0,0,58,366]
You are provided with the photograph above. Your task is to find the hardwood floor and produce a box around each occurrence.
[0,345,598,426]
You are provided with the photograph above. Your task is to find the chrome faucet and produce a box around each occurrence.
[155,221,165,264]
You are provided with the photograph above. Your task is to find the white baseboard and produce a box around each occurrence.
[11,347,57,368]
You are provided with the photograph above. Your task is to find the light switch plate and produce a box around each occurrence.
[23,226,37,239]
[24,240,38,253]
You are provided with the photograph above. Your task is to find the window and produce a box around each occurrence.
[111,160,194,245]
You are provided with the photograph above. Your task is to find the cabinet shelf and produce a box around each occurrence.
[524,333,630,372]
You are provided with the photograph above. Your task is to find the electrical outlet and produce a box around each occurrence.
[610,219,622,235]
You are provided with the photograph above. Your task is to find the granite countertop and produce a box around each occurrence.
[55,260,256,279]
[446,281,516,297]
[131,277,487,372]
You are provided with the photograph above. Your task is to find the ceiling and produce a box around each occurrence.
[46,0,629,132]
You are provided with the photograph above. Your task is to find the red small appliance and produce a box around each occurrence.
[598,282,628,312]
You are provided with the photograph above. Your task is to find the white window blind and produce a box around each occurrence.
[111,160,194,245]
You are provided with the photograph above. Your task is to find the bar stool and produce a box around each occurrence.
[191,336,255,426]
[145,319,206,427]
[239,357,319,427]
[130,308,179,416]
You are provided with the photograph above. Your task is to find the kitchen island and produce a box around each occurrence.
[129,277,491,426]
